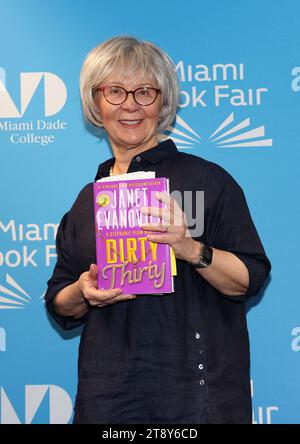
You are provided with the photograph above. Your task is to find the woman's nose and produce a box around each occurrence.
[121,92,140,110]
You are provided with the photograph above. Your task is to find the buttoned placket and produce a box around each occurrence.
[195,331,205,386]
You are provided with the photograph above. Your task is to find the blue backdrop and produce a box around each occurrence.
[0,0,299,424]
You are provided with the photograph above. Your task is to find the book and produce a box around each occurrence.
[93,172,176,294]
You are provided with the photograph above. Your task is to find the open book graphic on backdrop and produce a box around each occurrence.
[93,171,176,294]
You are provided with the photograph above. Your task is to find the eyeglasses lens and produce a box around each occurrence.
[103,86,157,105]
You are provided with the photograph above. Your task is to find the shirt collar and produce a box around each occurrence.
[94,139,178,180]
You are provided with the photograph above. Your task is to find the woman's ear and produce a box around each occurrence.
[92,89,100,110]
[93,100,102,122]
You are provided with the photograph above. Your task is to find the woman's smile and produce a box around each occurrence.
[118,119,144,128]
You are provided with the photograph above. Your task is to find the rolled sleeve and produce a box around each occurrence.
[234,252,270,298]
[206,174,271,301]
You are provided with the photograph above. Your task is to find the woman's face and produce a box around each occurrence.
[94,72,162,153]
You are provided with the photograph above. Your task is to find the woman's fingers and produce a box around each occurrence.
[97,294,137,307]
[84,287,122,305]
[140,205,171,222]
[140,196,185,228]
[85,287,136,307]
[139,223,169,232]
[88,263,98,279]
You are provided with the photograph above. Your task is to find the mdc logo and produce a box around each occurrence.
[0,68,67,118]
[0,385,73,424]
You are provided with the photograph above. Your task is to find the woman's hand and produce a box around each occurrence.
[139,192,195,261]
[78,264,136,308]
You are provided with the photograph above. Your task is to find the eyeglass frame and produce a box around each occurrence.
[94,85,161,106]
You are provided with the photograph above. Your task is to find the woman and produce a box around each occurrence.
[45,36,271,424]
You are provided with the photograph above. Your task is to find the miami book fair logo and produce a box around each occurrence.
[0,218,57,340]
[159,61,273,149]
[0,219,58,269]
[0,272,44,363]
[0,67,68,146]
[0,273,45,310]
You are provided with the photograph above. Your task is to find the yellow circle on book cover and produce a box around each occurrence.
[97,193,110,207]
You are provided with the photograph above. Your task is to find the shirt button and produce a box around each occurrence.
[199,380,205,386]
[195,332,200,339]
[199,350,203,354]
[198,364,204,370]
[136,156,141,162]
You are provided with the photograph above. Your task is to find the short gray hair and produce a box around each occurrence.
[80,36,179,132]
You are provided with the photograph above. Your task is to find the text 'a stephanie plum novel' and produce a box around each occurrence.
[93,171,176,294]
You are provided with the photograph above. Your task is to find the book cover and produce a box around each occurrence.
[93,176,175,294]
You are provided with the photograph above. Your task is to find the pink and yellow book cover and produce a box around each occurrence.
[93,177,174,294]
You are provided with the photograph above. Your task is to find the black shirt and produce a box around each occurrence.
[45,140,271,424]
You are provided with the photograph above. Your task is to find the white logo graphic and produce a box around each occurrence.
[0,273,31,309]
[209,112,273,148]
[159,114,201,149]
[252,405,279,424]
[251,379,279,424]
[291,67,300,92]
[0,327,6,351]
[0,68,67,118]
[291,327,300,351]
[160,112,272,149]
[0,274,46,309]
[0,67,6,87]
[0,385,73,424]
[176,61,269,108]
